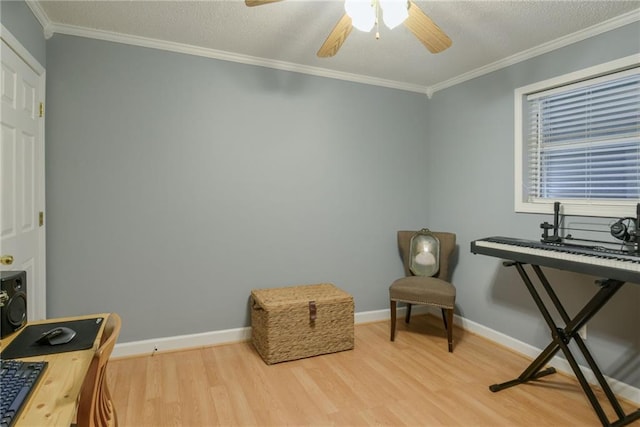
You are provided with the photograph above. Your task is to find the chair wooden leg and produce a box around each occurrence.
[390,300,397,341]
[445,308,454,352]
[441,308,448,329]
[405,303,412,323]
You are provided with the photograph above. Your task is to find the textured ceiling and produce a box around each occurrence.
[35,1,640,93]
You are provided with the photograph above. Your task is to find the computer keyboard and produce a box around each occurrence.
[0,359,47,427]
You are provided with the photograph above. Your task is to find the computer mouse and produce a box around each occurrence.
[36,326,77,345]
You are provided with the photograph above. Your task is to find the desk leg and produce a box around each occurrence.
[490,262,640,427]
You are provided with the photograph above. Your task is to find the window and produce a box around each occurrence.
[515,55,640,217]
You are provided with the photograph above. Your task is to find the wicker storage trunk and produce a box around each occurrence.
[251,283,354,364]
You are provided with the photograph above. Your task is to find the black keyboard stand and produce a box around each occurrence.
[491,261,640,427]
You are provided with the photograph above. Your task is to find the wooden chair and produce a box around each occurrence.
[389,231,457,352]
[76,313,121,427]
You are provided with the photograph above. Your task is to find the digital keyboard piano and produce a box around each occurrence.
[471,236,640,427]
[471,236,640,284]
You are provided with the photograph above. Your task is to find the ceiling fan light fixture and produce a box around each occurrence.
[344,0,375,32]
[380,0,408,29]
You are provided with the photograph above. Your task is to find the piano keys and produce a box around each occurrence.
[471,236,640,284]
[471,236,640,426]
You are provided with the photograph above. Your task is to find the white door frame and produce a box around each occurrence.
[1,24,46,320]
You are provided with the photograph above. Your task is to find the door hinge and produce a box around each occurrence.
[39,102,44,118]
[39,211,44,227]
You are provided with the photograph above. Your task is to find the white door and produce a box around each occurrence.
[0,33,46,321]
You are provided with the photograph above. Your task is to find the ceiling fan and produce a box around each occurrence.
[245,0,452,58]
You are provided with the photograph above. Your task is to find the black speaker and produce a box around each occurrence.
[1,270,27,338]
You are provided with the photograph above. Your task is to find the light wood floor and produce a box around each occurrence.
[106,315,639,426]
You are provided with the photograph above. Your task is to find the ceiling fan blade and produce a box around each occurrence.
[317,14,353,58]
[404,1,452,54]
[245,0,284,7]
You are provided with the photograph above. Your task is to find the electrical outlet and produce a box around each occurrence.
[578,325,587,340]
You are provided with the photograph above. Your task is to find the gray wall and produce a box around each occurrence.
[7,0,639,390]
[45,35,431,342]
[0,0,46,67]
[424,22,640,388]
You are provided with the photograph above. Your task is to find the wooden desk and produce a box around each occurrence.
[0,313,109,427]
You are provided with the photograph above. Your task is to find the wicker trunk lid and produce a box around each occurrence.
[251,283,354,364]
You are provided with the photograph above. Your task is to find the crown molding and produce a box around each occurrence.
[28,2,639,97]
[47,22,429,95]
[24,0,54,39]
[429,8,640,95]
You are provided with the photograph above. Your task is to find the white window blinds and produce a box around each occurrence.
[526,68,640,202]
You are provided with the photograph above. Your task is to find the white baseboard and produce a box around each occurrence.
[111,306,421,358]
[113,327,252,358]
[112,307,639,405]
[450,310,640,405]
[353,305,430,324]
